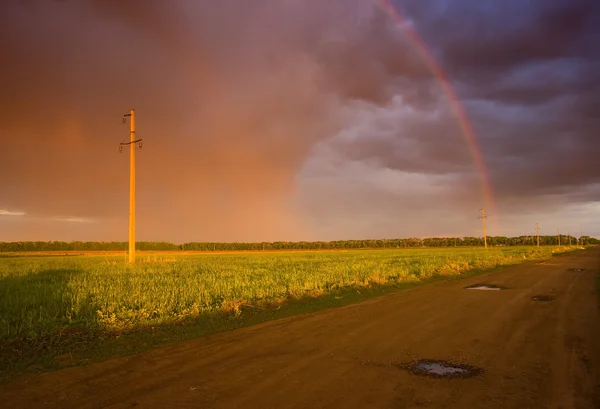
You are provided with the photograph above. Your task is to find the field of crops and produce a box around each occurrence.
[0,246,578,347]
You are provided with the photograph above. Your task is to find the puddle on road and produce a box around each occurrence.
[464,284,506,291]
[567,268,585,272]
[415,362,467,375]
[397,359,483,379]
[532,295,554,302]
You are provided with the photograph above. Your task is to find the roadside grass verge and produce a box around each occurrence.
[0,246,580,380]
[596,265,600,306]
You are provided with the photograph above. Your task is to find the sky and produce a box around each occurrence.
[0,0,599,243]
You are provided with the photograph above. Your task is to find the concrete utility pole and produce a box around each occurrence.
[120,109,143,263]
[536,222,540,247]
[479,208,488,249]
[557,229,561,247]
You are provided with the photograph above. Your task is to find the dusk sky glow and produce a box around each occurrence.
[1,0,599,242]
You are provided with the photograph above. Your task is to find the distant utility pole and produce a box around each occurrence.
[536,222,540,247]
[568,232,571,246]
[479,208,488,249]
[557,229,561,247]
[120,109,143,264]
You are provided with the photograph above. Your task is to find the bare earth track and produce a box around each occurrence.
[2,248,599,408]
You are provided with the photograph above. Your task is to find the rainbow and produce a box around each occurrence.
[376,0,496,216]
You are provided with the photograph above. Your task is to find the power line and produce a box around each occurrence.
[479,208,488,249]
[120,109,143,264]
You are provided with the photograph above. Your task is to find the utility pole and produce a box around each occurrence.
[479,208,488,249]
[568,232,571,246]
[120,109,143,263]
[536,222,540,247]
[557,229,561,247]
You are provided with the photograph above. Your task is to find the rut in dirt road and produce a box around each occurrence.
[1,248,599,409]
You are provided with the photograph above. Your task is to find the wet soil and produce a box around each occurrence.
[397,359,483,379]
[532,295,555,302]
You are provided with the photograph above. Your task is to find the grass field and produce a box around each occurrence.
[0,246,580,373]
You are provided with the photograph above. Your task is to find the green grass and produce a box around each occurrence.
[0,246,579,376]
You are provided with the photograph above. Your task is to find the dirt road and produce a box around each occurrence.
[2,249,599,408]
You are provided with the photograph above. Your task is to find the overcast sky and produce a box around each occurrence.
[1,0,598,242]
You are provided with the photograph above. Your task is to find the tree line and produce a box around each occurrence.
[0,236,597,252]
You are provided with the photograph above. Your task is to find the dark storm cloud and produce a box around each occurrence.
[1,0,598,241]
[447,2,594,71]
[326,104,473,176]
[389,0,600,206]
